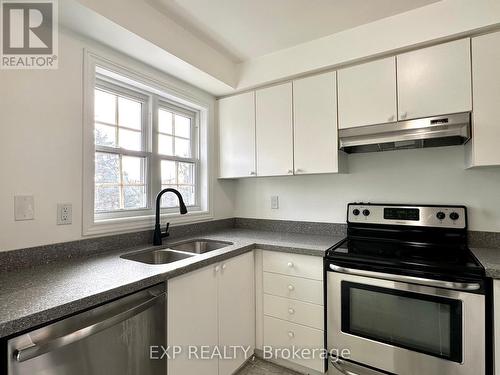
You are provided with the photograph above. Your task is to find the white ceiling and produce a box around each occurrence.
[146,0,441,62]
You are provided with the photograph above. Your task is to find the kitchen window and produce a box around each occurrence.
[94,83,149,213]
[83,52,210,235]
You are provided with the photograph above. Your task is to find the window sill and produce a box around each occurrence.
[83,210,213,237]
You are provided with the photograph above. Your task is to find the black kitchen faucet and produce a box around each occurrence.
[153,188,188,246]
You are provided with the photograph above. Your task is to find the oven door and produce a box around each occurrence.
[327,266,485,375]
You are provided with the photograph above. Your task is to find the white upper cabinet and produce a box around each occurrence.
[218,92,256,178]
[466,31,500,168]
[338,57,397,129]
[397,38,472,120]
[256,82,294,177]
[293,72,340,174]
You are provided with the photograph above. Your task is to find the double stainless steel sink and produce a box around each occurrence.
[121,239,233,265]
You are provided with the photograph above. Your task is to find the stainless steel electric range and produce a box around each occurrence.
[325,203,489,375]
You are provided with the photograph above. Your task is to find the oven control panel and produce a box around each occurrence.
[347,204,466,229]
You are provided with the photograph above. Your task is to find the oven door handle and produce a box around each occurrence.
[329,264,481,291]
[331,357,385,375]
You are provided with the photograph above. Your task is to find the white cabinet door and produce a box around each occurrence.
[338,57,397,129]
[468,31,500,167]
[256,83,293,177]
[397,38,472,120]
[218,92,256,178]
[293,72,339,174]
[168,265,219,375]
[218,252,255,375]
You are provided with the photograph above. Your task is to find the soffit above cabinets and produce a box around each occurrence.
[146,0,440,62]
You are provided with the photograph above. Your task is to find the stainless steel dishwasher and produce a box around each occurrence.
[7,284,166,375]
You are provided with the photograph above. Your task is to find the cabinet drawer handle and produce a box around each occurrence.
[288,331,295,338]
[287,284,295,291]
[288,308,295,315]
[287,262,294,268]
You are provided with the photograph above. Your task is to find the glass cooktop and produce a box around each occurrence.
[326,237,484,280]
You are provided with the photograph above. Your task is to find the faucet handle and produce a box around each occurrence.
[163,222,170,238]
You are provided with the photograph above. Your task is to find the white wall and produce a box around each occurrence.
[233,146,500,232]
[0,28,235,252]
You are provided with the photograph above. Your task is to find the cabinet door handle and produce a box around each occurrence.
[287,284,295,291]
[222,263,227,270]
[400,111,408,120]
[215,265,220,272]
[287,262,294,268]
[287,169,293,174]
[295,168,304,173]
[249,171,256,176]
[388,115,395,122]
[288,331,295,338]
[288,308,295,315]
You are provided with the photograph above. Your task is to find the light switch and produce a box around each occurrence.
[271,195,279,209]
[14,195,34,221]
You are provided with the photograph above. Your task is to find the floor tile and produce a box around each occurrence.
[236,357,303,375]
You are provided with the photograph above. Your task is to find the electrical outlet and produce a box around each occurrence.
[14,195,34,221]
[271,195,279,209]
[57,203,72,225]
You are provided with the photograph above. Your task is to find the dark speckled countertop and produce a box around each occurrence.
[471,247,500,279]
[0,228,341,339]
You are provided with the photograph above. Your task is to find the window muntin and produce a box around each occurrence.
[93,76,200,216]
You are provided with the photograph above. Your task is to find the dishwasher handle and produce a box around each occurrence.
[14,291,166,363]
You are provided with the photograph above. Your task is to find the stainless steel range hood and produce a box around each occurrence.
[339,112,471,154]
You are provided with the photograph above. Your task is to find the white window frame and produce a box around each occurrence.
[83,50,212,236]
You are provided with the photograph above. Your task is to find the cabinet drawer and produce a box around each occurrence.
[263,251,323,280]
[263,315,325,373]
[264,294,323,330]
[263,272,323,305]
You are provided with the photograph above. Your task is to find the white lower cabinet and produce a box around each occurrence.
[264,294,323,330]
[263,316,324,373]
[256,250,325,374]
[168,252,255,375]
[218,252,256,375]
[263,272,323,305]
